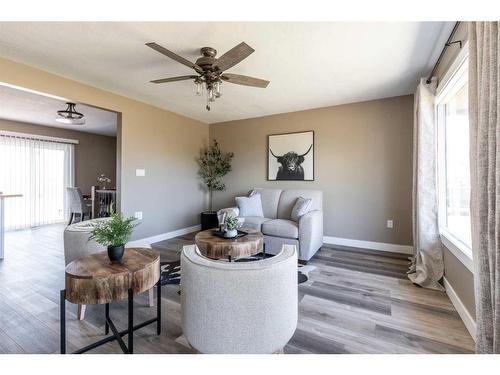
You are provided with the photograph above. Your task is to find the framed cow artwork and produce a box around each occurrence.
[267,131,314,181]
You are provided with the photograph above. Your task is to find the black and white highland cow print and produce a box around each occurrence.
[268,131,314,181]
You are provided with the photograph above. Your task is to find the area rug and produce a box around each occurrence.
[160,257,315,286]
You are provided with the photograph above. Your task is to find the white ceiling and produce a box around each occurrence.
[0,22,453,124]
[0,84,118,136]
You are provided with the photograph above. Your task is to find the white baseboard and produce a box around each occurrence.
[323,236,414,255]
[139,224,201,245]
[140,229,413,255]
[443,277,476,341]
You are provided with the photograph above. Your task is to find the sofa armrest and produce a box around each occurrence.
[298,210,323,261]
[217,207,240,223]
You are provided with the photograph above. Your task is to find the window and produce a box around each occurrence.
[0,132,75,231]
[436,47,472,263]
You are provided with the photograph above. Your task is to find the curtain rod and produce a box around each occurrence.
[426,21,462,84]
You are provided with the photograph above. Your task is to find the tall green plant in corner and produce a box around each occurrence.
[197,139,234,212]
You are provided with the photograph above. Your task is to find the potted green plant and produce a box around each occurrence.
[223,215,239,238]
[90,212,138,262]
[197,139,234,230]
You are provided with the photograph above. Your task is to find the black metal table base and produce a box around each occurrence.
[60,278,161,354]
[228,243,266,262]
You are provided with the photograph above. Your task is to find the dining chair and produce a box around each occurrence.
[67,187,92,224]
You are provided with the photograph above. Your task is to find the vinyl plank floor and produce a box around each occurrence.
[0,224,475,354]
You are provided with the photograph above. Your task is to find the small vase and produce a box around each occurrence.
[107,244,125,262]
[224,229,238,238]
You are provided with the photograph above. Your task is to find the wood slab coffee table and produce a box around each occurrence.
[60,248,161,354]
[195,228,264,261]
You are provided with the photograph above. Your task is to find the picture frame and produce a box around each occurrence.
[267,130,314,181]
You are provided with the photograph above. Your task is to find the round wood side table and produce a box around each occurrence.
[195,228,264,261]
[60,248,161,354]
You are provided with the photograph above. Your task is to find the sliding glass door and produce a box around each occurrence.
[0,133,74,231]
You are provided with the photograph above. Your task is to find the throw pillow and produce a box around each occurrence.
[235,193,264,217]
[290,197,312,222]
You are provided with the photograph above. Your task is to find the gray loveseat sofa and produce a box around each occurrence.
[219,188,323,262]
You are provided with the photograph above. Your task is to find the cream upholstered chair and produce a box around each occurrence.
[63,218,155,320]
[181,244,298,354]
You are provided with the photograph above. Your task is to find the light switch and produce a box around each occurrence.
[136,169,146,177]
[134,211,143,220]
[387,220,393,229]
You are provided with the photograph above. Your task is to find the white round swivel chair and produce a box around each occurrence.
[181,244,298,353]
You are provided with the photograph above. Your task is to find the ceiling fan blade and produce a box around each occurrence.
[221,73,270,88]
[146,42,202,72]
[150,75,198,84]
[214,42,255,72]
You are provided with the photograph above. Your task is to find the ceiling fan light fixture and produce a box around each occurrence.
[146,41,269,112]
[214,81,222,98]
[56,102,85,125]
[194,79,203,96]
[207,88,215,102]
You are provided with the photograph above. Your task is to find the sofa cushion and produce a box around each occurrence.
[240,216,271,231]
[262,219,299,239]
[235,194,264,217]
[250,188,282,219]
[290,197,312,222]
[277,189,323,220]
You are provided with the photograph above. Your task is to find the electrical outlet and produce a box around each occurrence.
[387,219,393,229]
[134,211,143,220]
[136,169,146,177]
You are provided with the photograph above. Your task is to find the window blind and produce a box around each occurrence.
[0,132,75,231]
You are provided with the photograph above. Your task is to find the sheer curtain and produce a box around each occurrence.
[0,132,75,231]
[407,77,445,291]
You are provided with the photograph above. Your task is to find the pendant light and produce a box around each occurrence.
[56,102,85,125]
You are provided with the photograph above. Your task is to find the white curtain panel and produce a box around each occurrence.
[468,21,500,354]
[0,133,74,231]
[408,78,445,291]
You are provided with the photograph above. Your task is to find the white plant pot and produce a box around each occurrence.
[224,229,238,238]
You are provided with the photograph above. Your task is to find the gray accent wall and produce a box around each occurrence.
[210,95,414,246]
[443,248,475,319]
[0,118,116,194]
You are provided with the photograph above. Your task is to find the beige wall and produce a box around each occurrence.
[0,119,116,194]
[0,57,209,239]
[210,95,414,245]
[434,22,476,321]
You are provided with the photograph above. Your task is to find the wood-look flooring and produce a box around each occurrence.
[0,224,475,354]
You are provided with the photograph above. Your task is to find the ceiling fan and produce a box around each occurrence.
[146,41,270,111]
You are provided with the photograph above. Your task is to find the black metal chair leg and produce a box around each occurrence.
[60,290,66,354]
[68,213,74,225]
[105,303,109,335]
[157,278,161,335]
[128,289,133,354]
